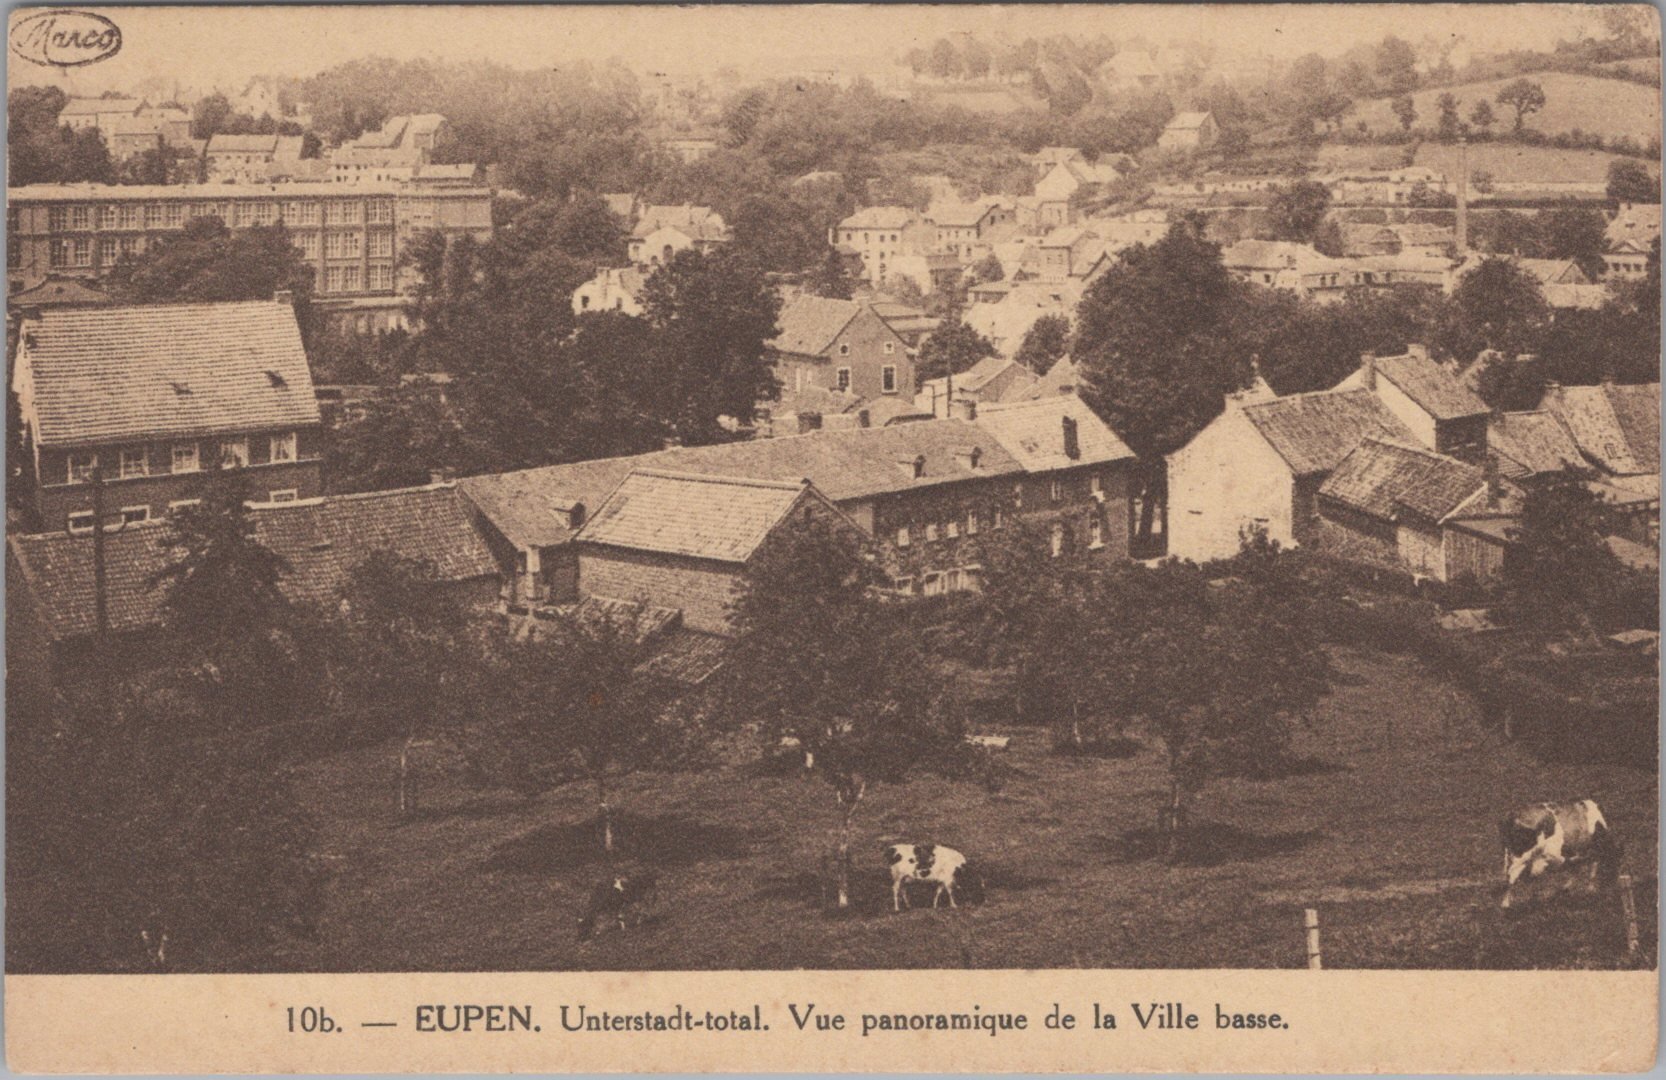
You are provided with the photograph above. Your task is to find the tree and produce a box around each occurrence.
[1434,257,1550,366]
[107,217,317,317]
[719,87,768,148]
[915,316,997,383]
[1435,92,1464,141]
[1496,79,1546,133]
[1375,35,1421,96]
[1390,94,1418,134]
[1073,217,1247,544]
[1607,159,1660,204]
[638,249,782,444]
[968,251,1005,285]
[1469,98,1495,135]
[191,92,236,139]
[500,605,683,854]
[1014,313,1071,374]
[1266,180,1332,243]
[725,514,971,909]
[806,248,856,300]
[1536,208,1610,281]
[1500,473,1652,636]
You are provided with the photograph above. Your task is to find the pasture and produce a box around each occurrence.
[1415,141,1635,185]
[253,645,1656,972]
[1347,73,1661,145]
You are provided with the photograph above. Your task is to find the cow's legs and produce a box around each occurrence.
[945,881,958,909]
[932,884,944,908]
[892,878,903,912]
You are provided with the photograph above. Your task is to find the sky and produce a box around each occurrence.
[8,4,1607,97]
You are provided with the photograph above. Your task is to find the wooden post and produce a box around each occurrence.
[1619,874,1640,960]
[1304,908,1322,970]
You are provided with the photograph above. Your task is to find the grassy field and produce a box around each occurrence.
[1415,141,1634,185]
[1348,73,1661,145]
[230,645,1657,973]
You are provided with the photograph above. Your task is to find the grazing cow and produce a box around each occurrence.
[883,843,981,912]
[1499,799,1618,909]
[577,873,658,937]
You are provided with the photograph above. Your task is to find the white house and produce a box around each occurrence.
[572,267,646,317]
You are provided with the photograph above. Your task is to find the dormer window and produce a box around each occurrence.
[68,452,98,484]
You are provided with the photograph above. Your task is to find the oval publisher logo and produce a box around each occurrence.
[10,9,122,68]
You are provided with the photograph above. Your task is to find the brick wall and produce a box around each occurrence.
[577,546,744,635]
[33,458,323,533]
[1312,499,1400,573]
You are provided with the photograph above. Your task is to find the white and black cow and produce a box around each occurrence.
[1499,799,1619,909]
[577,873,659,937]
[883,843,982,912]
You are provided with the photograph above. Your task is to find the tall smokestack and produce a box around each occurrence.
[1455,137,1469,255]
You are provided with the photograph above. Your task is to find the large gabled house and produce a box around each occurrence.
[10,298,323,533]
[1331,348,1490,463]
[768,295,914,404]
[1158,111,1218,152]
[628,205,729,268]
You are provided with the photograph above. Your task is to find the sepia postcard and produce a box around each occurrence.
[3,3,1660,1072]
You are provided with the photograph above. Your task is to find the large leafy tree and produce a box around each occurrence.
[1266,180,1332,244]
[1014,313,1071,374]
[1073,217,1247,543]
[8,86,114,185]
[1433,257,1550,367]
[1495,79,1546,132]
[725,515,972,909]
[915,316,998,383]
[1500,473,1655,636]
[1607,159,1660,204]
[107,217,317,314]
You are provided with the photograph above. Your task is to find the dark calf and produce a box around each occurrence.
[577,873,659,938]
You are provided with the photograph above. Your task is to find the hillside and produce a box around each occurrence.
[1349,72,1661,144]
[1416,141,1632,184]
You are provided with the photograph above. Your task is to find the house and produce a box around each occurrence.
[1514,258,1591,286]
[1603,237,1654,280]
[965,280,1084,357]
[627,205,729,268]
[133,102,194,146]
[1605,202,1660,259]
[1324,167,1450,205]
[658,133,720,164]
[869,300,940,349]
[1099,51,1160,91]
[915,356,1041,418]
[1221,240,1359,299]
[601,193,640,225]
[927,198,1014,259]
[1314,436,1505,581]
[833,207,928,286]
[10,298,323,532]
[5,482,500,701]
[768,295,914,403]
[330,113,449,183]
[1157,111,1217,152]
[574,470,861,635]
[1331,349,1490,462]
[572,267,646,316]
[1487,409,1586,481]
[6,274,113,312]
[1167,388,1415,562]
[886,252,964,296]
[1030,147,1086,178]
[459,401,1137,605]
[1021,226,1111,282]
[1539,382,1660,488]
[409,163,483,189]
[1033,159,1124,227]
[1014,356,1083,402]
[56,96,142,133]
[1341,224,1403,257]
[205,134,301,183]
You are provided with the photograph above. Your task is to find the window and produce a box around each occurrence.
[925,523,939,542]
[368,263,394,291]
[48,206,69,232]
[67,511,95,534]
[967,510,979,535]
[295,233,320,259]
[326,201,362,225]
[367,200,394,225]
[168,499,201,514]
[838,343,851,357]
[368,231,393,258]
[121,506,151,525]
[1050,522,1066,558]
[341,265,363,292]
[68,452,97,483]
[893,576,915,596]
[254,202,277,226]
[267,489,298,503]
[220,438,249,468]
[883,341,896,355]
[49,239,70,268]
[946,520,960,539]
[994,507,1005,529]
[69,205,91,230]
[172,442,199,473]
[99,204,119,229]
[1089,513,1105,549]
[881,365,897,394]
[233,202,255,228]
[1090,473,1103,496]
[1050,478,1063,503]
[1013,482,1023,509]
[71,238,91,267]
[163,203,185,228]
[922,572,944,597]
[835,367,852,392]
[119,447,148,479]
[292,201,321,226]
[896,526,910,548]
[324,266,344,293]
[269,432,296,463]
[325,232,363,258]
[118,204,141,230]
[146,204,167,229]
[98,236,120,265]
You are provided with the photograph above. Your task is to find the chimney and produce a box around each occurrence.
[1061,414,1080,460]
[953,445,982,471]
[857,408,871,429]
[273,289,294,307]
[428,467,455,485]
[1360,351,1376,391]
[796,412,823,434]
[896,454,925,479]
[1455,137,1469,255]
[1406,343,1429,362]
[951,397,978,422]
[1483,454,1503,509]
[568,501,586,530]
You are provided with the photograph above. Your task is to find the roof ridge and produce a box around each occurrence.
[627,468,808,491]
[1355,435,1476,467]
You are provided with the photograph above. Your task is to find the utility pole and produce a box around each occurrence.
[92,464,108,645]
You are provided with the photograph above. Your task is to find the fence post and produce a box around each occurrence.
[1618,874,1640,961]
[1304,907,1322,970]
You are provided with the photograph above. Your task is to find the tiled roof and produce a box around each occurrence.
[768,295,862,356]
[840,206,917,230]
[1166,111,1212,130]
[1222,240,1350,275]
[8,181,403,201]
[1016,357,1081,401]
[16,300,320,448]
[1606,203,1661,249]
[638,628,729,685]
[1542,283,1609,310]
[1488,411,1585,478]
[1374,352,1488,420]
[207,134,279,154]
[331,145,422,167]
[459,419,1027,550]
[60,96,140,117]
[1543,383,1661,475]
[1241,389,1415,476]
[975,395,1134,471]
[10,275,112,308]
[632,205,727,241]
[7,484,497,642]
[928,200,997,227]
[1319,438,1484,524]
[577,470,820,563]
[601,193,637,218]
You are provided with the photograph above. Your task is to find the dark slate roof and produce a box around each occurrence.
[768,295,863,356]
[1543,383,1662,475]
[1320,438,1484,524]
[17,300,319,448]
[7,484,497,642]
[459,420,1025,550]
[576,470,819,563]
[1240,389,1416,476]
[1488,410,1585,479]
[1374,352,1488,421]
